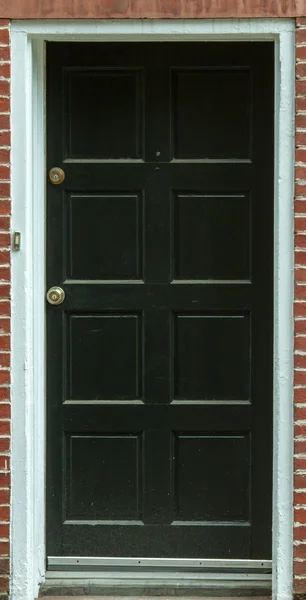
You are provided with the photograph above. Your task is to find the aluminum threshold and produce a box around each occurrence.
[42,558,272,596]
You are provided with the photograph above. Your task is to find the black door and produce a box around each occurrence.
[46,42,274,559]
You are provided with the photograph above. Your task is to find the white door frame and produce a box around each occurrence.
[10,18,295,600]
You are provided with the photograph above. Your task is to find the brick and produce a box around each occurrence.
[0,525,9,540]
[296,200,306,213]
[0,576,9,593]
[296,217,306,232]
[295,270,306,283]
[295,321,306,336]
[297,149,306,163]
[297,80,306,97]
[0,64,10,81]
[296,132,306,148]
[0,254,9,268]
[296,185,306,199]
[295,409,306,424]
[295,526,306,542]
[0,507,9,524]
[0,83,9,100]
[0,166,9,182]
[0,357,10,370]
[296,456,306,470]
[296,114,306,130]
[0,423,10,438]
[0,235,9,249]
[0,558,9,576]
[0,542,9,557]
[297,64,306,79]
[295,491,306,504]
[0,456,10,472]
[296,355,306,370]
[0,406,10,421]
[295,474,306,490]
[295,388,306,403]
[0,31,9,48]
[297,47,306,62]
[0,266,11,281]
[293,300,306,314]
[295,303,306,316]
[296,166,306,180]
[0,270,10,284]
[0,302,11,317]
[294,578,306,594]
[295,337,306,352]
[294,269,306,288]
[295,546,306,561]
[0,132,10,149]
[0,396,10,406]
[0,490,9,506]
[0,202,10,217]
[0,117,10,132]
[0,473,10,489]
[0,48,10,63]
[296,235,306,249]
[297,29,306,44]
[0,373,9,386]
[0,185,9,200]
[0,458,9,473]
[0,99,9,116]
[295,423,306,437]
[295,253,306,267]
[0,150,10,166]
[294,561,306,576]
[294,370,306,385]
[295,286,306,301]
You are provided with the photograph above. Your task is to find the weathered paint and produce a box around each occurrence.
[1,0,306,19]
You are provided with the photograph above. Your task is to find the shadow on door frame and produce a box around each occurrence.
[10,18,295,600]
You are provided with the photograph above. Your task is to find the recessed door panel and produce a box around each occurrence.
[67,313,142,401]
[172,69,251,160]
[173,433,250,521]
[174,313,250,401]
[65,69,144,159]
[66,192,144,281]
[65,433,143,521]
[173,193,251,281]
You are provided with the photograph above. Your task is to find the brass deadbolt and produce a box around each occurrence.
[46,286,65,306]
[49,167,65,185]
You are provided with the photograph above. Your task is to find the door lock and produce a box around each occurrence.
[49,167,65,185]
[46,286,65,305]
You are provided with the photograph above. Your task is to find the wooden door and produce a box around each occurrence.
[46,42,274,559]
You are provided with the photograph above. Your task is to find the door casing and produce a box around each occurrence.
[10,18,295,600]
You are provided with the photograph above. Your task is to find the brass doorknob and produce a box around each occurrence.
[49,167,65,185]
[46,286,65,305]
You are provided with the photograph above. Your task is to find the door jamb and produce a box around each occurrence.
[10,18,295,600]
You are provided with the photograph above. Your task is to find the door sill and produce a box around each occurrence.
[42,558,272,597]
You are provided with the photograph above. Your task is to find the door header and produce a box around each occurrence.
[1,0,305,19]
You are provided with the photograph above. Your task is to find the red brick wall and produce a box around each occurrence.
[0,0,305,19]
[2,13,306,600]
[0,19,10,600]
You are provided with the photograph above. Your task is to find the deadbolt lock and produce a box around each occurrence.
[49,167,65,185]
[46,286,65,306]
